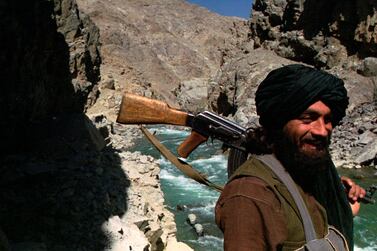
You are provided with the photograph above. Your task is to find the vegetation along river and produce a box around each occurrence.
[131,126,377,251]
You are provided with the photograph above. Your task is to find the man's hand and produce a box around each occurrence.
[341,176,366,216]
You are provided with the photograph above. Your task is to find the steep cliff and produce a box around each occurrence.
[250,0,377,69]
[0,0,129,250]
[0,0,100,154]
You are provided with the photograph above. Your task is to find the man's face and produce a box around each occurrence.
[283,100,333,161]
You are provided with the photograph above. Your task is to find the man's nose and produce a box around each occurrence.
[311,118,332,137]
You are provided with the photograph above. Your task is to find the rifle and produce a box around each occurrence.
[361,185,377,204]
[116,92,248,158]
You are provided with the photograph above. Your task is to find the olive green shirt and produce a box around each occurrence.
[215,157,328,251]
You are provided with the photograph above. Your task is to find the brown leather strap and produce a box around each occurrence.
[140,126,224,192]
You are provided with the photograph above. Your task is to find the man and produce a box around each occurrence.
[215,64,365,251]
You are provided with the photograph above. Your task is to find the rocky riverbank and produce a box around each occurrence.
[94,117,194,251]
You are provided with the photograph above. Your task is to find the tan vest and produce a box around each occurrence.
[230,156,349,251]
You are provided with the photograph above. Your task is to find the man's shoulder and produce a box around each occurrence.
[229,156,278,184]
[220,155,286,205]
[219,175,278,206]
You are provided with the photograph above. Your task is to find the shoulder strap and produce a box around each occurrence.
[255,154,317,242]
[140,126,224,192]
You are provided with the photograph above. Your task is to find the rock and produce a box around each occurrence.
[355,141,377,165]
[333,159,346,168]
[208,49,294,119]
[176,204,188,211]
[175,78,209,113]
[165,239,193,251]
[328,100,377,166]
[145,228,164,250]
[250,0,377,69]
[102,78,116,90]
[186,214,204,237]
[341,163,354,169]
[139,155,150,164]
[102,219,150,251]
[187,214,197,225]
[358,57,377,77]
[194,223,204,237]
[356,131,377,145]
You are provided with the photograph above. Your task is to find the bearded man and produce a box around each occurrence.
[215,64,365,251]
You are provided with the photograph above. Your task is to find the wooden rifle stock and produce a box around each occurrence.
[116,92,210,158]
[116,92,189,125]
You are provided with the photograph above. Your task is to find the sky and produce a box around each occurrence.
[186,0,252,19]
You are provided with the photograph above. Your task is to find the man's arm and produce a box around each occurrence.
[340,176,366,216]
[215,177,286,251]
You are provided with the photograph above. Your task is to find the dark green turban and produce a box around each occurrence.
[255,64,349,129]
[255,64,354,249]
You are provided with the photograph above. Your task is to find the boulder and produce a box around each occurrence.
[187,214,197,225]
[355,141,377,165]
[194,224,204,237]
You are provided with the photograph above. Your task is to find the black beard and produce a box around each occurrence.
[273,131,331,188]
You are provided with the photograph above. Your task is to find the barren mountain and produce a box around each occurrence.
[76,0,249,107]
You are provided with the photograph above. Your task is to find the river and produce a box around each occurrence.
[131,126,377,251]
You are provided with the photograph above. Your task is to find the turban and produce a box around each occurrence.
[255,64,349,129]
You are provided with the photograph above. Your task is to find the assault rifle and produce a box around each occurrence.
[116,92,248,158]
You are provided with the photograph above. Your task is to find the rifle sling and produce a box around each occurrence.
[255,154,317,242]
[140,126,224,192]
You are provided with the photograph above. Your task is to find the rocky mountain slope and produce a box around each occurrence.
[76,0,249,108]
[250,0,377,69]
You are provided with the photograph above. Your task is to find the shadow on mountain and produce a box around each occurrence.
[0,1,129,250]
